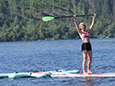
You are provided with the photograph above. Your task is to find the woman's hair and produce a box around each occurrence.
[79,22,86,30]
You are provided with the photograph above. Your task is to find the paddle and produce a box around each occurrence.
[42,14,94,22]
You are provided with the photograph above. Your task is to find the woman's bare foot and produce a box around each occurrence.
[87,70,92,74]
[83,72,88,75]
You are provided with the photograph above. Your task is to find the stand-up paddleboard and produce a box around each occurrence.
[0,72,51,79]
[31,69,79,78]
[51,73,115,77]
[0,69,79,79]
[34,69,79,74]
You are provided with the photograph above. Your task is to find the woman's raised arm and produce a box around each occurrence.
[73,15,81,34]
[88,13,96,33]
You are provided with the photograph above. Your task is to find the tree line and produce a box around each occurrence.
[0,0,114,41]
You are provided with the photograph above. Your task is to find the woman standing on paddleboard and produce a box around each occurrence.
[73,13,96,74]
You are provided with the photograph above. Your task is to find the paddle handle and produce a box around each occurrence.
[55,14,94,19]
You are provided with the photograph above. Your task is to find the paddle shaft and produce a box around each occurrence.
[55,14,94,19]
[42,14,94,21]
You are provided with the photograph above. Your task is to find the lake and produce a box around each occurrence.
[0,38,115,86]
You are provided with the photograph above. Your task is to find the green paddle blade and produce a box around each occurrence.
[42,16,55,22]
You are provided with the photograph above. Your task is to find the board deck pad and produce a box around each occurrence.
[51,73,115,77]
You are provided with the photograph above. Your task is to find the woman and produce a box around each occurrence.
[73,13,96,74]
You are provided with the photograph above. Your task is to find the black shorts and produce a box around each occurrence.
[82,42,92,51]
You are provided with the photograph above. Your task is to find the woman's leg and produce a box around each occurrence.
[82,50,87,74]
[87,50,92,74]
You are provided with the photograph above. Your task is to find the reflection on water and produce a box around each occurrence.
[81,77,96,86]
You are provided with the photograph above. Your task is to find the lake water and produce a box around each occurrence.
[0,38,115,86]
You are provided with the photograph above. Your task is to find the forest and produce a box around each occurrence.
[0,0,114,41]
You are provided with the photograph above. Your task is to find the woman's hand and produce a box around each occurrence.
[73,15,76,19]
[93,13,96,18]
